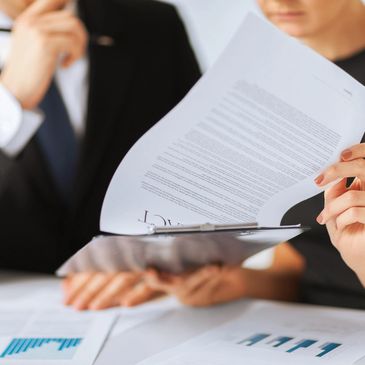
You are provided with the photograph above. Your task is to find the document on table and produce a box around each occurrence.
[138,301,365,365]
[100,13,365,235]
[0,305,115,365]
[2,288,179,341]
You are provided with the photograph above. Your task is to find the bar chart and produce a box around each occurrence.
[0,338,83,360]
[237,333,342,358]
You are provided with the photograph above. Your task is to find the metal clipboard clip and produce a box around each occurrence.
[150,222,304,235]
[150,222,259,235]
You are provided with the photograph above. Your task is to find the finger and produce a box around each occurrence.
[177,266,221,298]
[315,159,365,187]
[349,177,364,191]
[49,34,85,67]
[145,268,188,286]
[64,273,94,305]
[88,273,142,310]
[318,190,365,225]
[69,273,113,310]
[341,144,365,162]
[121,283,162,307]
[62,276,72,292]
[38,12,87,41]
[178,277,221,307]
[324,178,347,203]
[24,0,69,17]
[336,207,365,231]
[144,271,181,294]
[317,179,347,234]
[145,267,211,295]
[43,20,87,67]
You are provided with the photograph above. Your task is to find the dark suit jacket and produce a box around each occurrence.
[0,0,201,273]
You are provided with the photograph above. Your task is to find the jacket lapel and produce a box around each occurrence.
[71,42,135,214]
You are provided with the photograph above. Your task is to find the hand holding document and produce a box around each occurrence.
[59,13,365,275]
[137,301,365,365]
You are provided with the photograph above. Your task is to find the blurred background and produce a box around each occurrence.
[161,0,261,71]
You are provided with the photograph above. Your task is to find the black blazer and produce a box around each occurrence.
[0,0,201,273]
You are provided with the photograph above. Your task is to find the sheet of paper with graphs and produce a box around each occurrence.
[137,301,365,365]
[0,304,115,365]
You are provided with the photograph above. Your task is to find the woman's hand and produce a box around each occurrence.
[315,144,365,285]
[145,265,247,307]
[63,272,162,310]
[145,244,304,307]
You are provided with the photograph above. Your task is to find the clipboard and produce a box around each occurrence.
[57,223,309,276]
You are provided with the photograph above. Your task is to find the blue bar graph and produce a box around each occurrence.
[236,331,343,359]
[0,338,83,360]
[317,343,342,357]
[237,333,270,346]
[287,339,317,353]
[267,336,294,348]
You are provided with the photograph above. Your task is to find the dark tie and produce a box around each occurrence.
[36,81,79,202]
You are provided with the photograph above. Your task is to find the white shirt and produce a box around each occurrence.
[0,11,89,157]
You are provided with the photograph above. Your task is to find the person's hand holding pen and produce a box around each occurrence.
[0,0,87,110]
[315,144,365,286]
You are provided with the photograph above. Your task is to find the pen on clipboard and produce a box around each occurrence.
[0,27,115,46]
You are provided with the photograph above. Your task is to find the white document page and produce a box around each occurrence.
[108,297,180,338]
[138,301,365,365]
[0,304,115,365]
[101,13,365,235]
[1,289,179,341]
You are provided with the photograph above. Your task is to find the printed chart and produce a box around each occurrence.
[238,333,341,358]
[138,301,365,365]
[0,338,83,360]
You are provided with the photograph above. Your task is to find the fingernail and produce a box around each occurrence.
[316,214,323,225]
[315,174,324,185]
[341,149,352,160]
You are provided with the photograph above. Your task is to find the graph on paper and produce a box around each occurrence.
[237,332,342,358]
[0,338,83,360]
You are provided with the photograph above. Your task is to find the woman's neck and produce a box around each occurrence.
[301,2,365,61]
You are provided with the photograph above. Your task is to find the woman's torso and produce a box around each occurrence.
[283,48,365,309]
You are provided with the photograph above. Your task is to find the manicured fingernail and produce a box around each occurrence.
[316,214,323,225]
[315,174,324,185]
[341,149,352,160]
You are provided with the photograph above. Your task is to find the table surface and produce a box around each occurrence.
[0,271,253,364]
[1,271,364,365]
